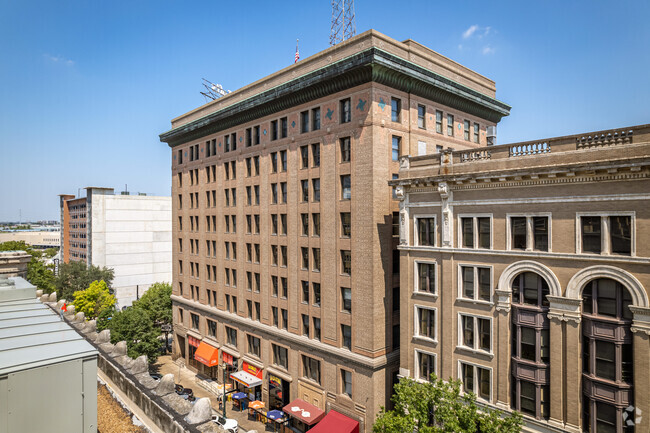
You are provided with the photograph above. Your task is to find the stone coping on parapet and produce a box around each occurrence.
[390,123,650,185]
[170,29,498,130]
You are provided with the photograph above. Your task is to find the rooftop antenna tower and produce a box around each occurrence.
[200,78,230,102]
[330,0,356,46]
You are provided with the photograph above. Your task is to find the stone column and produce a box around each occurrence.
[547,296,582,432]
[631,306,650,432]
[495,289,511,409]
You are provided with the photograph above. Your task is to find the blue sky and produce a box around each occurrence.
[1,0,648,221]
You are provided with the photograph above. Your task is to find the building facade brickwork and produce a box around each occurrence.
[160,29,509,431]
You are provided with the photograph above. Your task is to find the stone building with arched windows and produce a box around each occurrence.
[391,124,650,433]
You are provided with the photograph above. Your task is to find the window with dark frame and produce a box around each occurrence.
[340,98,351,123]
[340,137,351,162]
[300,111,309,133]
[447,114,454,136]
[435,110,443,133]
[342,369,352,397]
[417,307,435,339]
[311,143,320,167]
[391,98,401,122]
[417,351,435,381]
[418,105,426,129]
[341,324,351,350]
[417,217,435,246]
[391,136,401,161]
[341,250,351,275]
[312,107,321,130]
[418,262,435,293]
[341,287,351,313]
[341,212,351,237]
[460,266,491,302]
[302,355,321,384]
[341,175,351,200]
[461,216,491,249]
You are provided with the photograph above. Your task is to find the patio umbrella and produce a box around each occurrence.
[266,409,284,420]
[232,392,247,400]
[249,400,265,409]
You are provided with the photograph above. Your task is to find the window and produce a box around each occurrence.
[416,262,436,294]
[509,215,550,251]
[341,175,351,200]
[300,111,309,133]
[341,369,352,397]
[391,136,401,161]
[301,179,309,202]
[580,214,632,255]
[280,214,287,235]
[312,248,321,272]
[416,217,435,246]
[300,145,309,168]
[302,355,321,384]
[312,179,320,202]
[280,150,287,171]
[447,114,454,136]
[301,280,309,303]
[418,105,426,129]
[311,143,320,167]
[341,287,351,313]
[416,350,436,381]
[473,122,480,143]
[416,306,436,340]
[341,250,351,275]
[191,313,199,330]
[247,335,260,357]
[302,314,309,336]
[270,152,278,172]
[271,214,278,235]
[254,125,260,145]
[271,275,278,297]
[340,137,351,162]
[459,314,491,353]
[341,324,351,349]
[271,183,278,204]
[226,326,237,346]
[341,212,351,237]
[272,344,288,369]
[460,216,491,249]
[281,182,287,203]
[460,362,491,401]
[272,306,279,326]
[281,308,288,329]
[301,213,309,236]
[281,277,288,298]
[511,272,551,419]
[435,110,443,133]
[459,265,491,302]
[246,128,252,147]
[207,319,217,338]
[391,98,401,122]
[280,117,287,138]
[312,283,321,306]
[281,245,287,267]
[271,120,278,140]
[312,213,320,236]
[340,98,351,123]
[463,120,470,141]
[312,107,321,130]
[313,317,321,341]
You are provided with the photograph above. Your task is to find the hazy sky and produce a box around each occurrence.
[1,0,648,221]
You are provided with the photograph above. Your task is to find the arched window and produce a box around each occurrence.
[510,272,550,420]
[582,278,634,433]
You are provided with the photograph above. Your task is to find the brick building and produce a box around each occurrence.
[391,125,650,432]
[59,187,172,308]
[159,29,509,431]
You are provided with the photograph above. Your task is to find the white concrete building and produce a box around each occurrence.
[60,187,172,308]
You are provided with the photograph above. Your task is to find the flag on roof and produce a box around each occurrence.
[295,39,299,63]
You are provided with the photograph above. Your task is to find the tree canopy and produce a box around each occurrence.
[55,260,114,300]
[0,240,55,293]
[373,375,522,433]
[109,307,161,362]
[133,282,172,326]
[73,280,116,320]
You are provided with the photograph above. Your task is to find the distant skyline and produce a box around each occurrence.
[1,0,649,221]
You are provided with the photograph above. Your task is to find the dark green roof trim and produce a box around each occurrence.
[160,48,511,147]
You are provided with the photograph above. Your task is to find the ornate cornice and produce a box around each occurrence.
[630,306,650,336]
[160,48,510,147]
[494,289,511,313]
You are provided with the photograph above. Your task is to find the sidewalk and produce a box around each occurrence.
[153,355,277,432]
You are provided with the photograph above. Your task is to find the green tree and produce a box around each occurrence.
[108,307,161,363]
[132,282,172,326]
[43,248,58,258]
[96,305,117,332]
[0,241,55,293]
[73,280,116,320]
[55,261,114,300]
[373,375,522,433]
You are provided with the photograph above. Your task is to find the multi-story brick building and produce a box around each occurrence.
[159,29,509,431]
[59,187,172,308]
[391,125,650,432]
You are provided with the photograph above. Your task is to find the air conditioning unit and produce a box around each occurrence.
[486,126,497,146]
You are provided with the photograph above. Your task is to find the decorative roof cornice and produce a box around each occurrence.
[159,48,511,147]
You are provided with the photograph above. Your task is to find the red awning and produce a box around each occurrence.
[282,398,325,426]
[309,410,359,433]
[194,341,219,367]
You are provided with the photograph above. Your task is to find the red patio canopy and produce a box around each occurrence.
[282,398,325,426]
[194,341,219,367]
[309,410,359,433]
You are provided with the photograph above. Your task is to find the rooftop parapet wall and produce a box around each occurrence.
[395,124,650,182]
[170,29,498,130]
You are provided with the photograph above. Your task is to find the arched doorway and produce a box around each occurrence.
[581,278,634,433]
[510,272,551,420]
